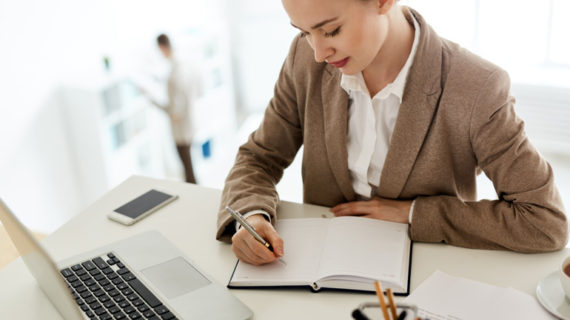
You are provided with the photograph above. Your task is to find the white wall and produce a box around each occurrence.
[0,0,228,232]
[0,0,106,232]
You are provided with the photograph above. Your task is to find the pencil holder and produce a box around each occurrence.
[351,302,419,320]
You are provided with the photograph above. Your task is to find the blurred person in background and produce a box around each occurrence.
[143,33,203,183]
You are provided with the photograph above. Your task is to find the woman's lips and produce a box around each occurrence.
[329,57,349,68]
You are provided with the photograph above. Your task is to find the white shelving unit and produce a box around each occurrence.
[61,76,168,205]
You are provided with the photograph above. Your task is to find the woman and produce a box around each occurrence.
[216,0,568,265]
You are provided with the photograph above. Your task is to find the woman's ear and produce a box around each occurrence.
[377,0,395,14]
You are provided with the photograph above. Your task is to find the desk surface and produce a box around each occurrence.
[0,176,567,319]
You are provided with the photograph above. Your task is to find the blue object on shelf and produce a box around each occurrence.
[202,139,212,158]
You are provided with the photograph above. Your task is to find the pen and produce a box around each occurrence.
[225,206,274,252]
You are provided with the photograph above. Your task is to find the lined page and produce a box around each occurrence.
[231,218,329,284]
[317,216,409,284]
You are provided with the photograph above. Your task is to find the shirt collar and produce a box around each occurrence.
[340,10,421,103]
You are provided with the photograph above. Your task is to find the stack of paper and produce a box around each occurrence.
[404,270,554,320]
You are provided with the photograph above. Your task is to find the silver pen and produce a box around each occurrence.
[225,206,275,252]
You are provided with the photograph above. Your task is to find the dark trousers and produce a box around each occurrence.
[176,144,196,184]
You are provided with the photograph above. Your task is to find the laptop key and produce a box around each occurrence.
[160,312,175,320]
[114,312,127,319]
[60,268,73,277]
[82,261,96,271]
[122,273,136,281]
[129,311,142,319]
[90,269,102,276]
[92,257,109,269]
[154,306,168,315]
[100,313,113,320]
[85,296,97,305]
[131,299,144,307]
[94,274,106,281]
[102,267,114,275]
[143,310,155,318]
[128,279,162,308]
[122,288,133,295]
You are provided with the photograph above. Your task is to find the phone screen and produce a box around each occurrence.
[114,190,175,219]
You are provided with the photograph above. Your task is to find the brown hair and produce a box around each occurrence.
[156,34,171,49]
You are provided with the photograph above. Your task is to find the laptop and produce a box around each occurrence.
[0,199,253,320]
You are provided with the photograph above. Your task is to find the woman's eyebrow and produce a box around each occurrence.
[290,17,339,31]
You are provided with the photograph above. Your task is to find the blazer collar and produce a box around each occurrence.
[321,8,443,200]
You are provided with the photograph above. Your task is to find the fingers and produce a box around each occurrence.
[264,229,284,257]
[330,200,379,217]
[231,223,283,265]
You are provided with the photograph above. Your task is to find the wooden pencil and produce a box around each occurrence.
[386,288,398,320]
[374,281,391,320]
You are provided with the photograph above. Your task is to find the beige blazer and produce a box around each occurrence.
[217,8,568,252]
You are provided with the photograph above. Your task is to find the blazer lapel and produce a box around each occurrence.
[377,9,443,199]
[321,65,356,201]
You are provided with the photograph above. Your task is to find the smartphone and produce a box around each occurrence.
[107,189,178,226]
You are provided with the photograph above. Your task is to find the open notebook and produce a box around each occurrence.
[228,216,413,295]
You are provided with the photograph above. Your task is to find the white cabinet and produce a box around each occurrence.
[61,77,167,203]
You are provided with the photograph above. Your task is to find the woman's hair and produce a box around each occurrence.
[156,34,171,49]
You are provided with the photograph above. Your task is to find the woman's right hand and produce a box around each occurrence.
[231,214,284,265]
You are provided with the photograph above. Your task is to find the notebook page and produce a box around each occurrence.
[317,217,409,284]
[231,218,329,284]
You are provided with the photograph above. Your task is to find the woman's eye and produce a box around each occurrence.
[300,31,310,38]
[324,27,341,38]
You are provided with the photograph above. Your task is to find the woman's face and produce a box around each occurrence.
[282,0,391,75]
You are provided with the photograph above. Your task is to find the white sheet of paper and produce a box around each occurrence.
[403,270,554,320]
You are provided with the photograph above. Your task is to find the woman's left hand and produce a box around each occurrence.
[330,197,412,224]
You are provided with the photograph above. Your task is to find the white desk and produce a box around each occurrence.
[0,176,568,319]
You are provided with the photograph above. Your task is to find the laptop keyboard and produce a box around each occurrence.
[60,253,177,320]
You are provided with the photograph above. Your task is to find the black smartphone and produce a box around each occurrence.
[107,189,178,225]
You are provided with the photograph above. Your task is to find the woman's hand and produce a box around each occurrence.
[330,197,412,224]
[231,214,284,265]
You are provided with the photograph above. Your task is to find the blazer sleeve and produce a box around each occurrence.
[216,36,304,242]
[410,69,568,252]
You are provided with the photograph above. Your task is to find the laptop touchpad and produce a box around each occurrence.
[141,257,211,299]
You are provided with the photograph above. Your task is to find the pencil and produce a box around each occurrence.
[386,288,398,320]
[374,281,390,320]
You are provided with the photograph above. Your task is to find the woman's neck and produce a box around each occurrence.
[362,7,415,97]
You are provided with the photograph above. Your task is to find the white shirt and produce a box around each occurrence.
[341,13,420,200]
